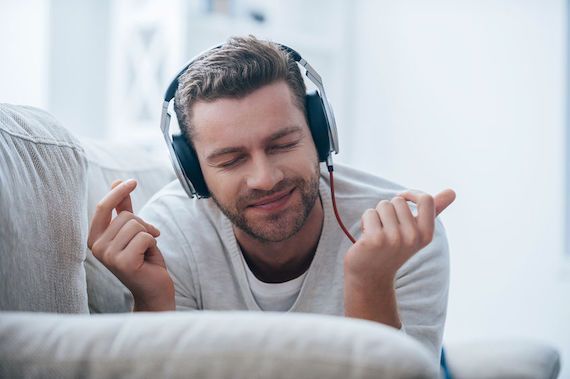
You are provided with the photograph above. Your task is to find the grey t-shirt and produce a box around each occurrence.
[140,163,450,360]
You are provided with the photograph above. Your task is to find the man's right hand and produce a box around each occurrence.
[87,179,175,311]
[343,189,455,327]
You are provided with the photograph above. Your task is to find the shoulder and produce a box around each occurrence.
[323,163,407,202]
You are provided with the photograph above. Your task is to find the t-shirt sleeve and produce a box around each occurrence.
[140,195,200,311]
[394,217,450,362]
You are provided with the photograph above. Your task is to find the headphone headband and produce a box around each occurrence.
[160,41,339,199]
[163,44,304,103]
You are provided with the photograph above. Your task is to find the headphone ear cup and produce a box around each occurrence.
[306,91,331,162]
[172,134,210,198]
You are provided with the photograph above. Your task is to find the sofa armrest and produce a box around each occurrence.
[0,104,89,313]
[0,311,438,379]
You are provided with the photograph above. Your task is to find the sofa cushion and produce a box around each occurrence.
[0,311,439,379]
[0,104,89,313]
[445,339,561,379]
[81,138,175,313]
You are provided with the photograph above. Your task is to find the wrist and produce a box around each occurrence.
[132,289,175,312]
[344,268,401,329]
[344,258,396,291]
[344,272,395,304]
[133,297,175,312]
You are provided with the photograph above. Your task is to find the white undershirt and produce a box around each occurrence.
[242,256,307,312]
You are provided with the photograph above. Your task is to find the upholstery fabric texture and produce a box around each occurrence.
[0,311,439,379]
[0,104,88,313]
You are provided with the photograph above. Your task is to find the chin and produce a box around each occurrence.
[245,204,306,242]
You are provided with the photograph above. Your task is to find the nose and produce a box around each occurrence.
[246,154,284,191]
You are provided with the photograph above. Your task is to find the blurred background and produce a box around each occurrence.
[1,0,569,376]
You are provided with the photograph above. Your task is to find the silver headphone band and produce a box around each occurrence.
[160,101,202,199]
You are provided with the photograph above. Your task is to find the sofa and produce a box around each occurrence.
[0,104,561,378]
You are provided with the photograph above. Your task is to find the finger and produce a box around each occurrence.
[119,232,157,272]
[144,242,166,267]
[109,218,147,252]
[109,182,159,237]
[392,196,420,245]
[360,208,382,236]
[88,179,137,248]
[376,200,399,231]
[111,179,134,214]
[136,216,160,237]
[434,189,456,216]
[98,211,160,247]
[391,196,415,226]
[92,212,160,264]
[398,190,435,243]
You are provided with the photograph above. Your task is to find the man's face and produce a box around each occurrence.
[191,80,321,243]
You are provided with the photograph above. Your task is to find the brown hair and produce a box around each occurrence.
[173,35,306,143]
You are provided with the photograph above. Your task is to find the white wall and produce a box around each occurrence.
[0,0,49,108]
[0,0,110,138]
[48,0,110,138]
[345,0,569,377]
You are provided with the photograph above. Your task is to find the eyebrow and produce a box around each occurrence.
[205,125,303,162]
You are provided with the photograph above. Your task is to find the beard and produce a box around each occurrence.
[211,162,321,243]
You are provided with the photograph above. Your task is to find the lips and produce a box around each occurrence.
[248,188,295,208]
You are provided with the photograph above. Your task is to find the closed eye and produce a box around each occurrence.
[217,156,246,169]
[269,141,299,152]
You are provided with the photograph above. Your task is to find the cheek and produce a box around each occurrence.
[202,168,242,204]
[290,143,320,170]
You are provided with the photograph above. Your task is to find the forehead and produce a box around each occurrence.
[190,81,307,153]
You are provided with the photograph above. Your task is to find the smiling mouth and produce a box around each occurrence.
[248,188,295,210]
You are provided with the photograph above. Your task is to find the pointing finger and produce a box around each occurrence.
[399,188,456,217]
[110,180,158,235]
[434,189,456,216]
[88,179,138,249]
[111,179,134,214]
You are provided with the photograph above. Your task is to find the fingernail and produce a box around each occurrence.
[124,178,136,185]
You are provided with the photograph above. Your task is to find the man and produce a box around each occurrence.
[87,36,455,362]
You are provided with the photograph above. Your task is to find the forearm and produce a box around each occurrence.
[344,271,401,329]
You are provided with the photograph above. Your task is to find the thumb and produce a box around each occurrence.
[434,189,456,216]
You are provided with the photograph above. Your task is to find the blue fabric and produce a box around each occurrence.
[440,347,453,379]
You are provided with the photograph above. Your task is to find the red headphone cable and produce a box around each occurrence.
[327,164,356,244]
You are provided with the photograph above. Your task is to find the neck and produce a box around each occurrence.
[234,196,324,283]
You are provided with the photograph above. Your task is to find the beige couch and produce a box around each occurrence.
[0,104,561,379]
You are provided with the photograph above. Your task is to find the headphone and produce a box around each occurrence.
[160,42,340,199]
